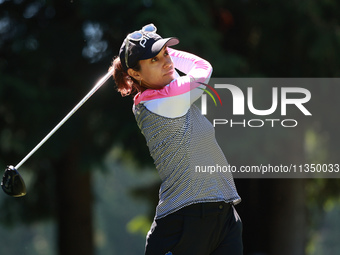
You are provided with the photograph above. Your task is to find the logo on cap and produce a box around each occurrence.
[139,34,153,48]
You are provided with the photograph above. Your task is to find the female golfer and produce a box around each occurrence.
[110,24,243,255]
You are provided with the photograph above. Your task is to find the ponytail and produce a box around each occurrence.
[110,57,142,97]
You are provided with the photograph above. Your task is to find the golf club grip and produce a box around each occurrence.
[15,69,115,170]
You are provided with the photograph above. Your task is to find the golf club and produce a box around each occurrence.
[1,68,115,197]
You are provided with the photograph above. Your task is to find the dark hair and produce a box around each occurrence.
[109,57,142,97]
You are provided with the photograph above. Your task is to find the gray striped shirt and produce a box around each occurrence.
[134,103,241,219]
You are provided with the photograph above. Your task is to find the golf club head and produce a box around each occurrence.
[1,165,26,197]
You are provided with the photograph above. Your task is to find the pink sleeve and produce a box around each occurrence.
[169,48,212,79]
[134,48,212,105]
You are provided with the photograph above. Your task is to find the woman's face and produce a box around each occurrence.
[137,46,176,89]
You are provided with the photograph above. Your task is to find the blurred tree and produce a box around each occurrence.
[209,1,340,255]
[0,0,141,254]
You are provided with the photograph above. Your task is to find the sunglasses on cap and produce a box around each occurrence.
[125,24,157,69]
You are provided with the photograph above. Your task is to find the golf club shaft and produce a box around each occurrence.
[15,69,114,170]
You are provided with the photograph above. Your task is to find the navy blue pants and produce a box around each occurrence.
[145,202,243,255]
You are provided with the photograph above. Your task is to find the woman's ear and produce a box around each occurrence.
[127,68,142,81]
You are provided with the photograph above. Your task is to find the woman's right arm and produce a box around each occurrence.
[168,48,212,85]
[134,48,213,118]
